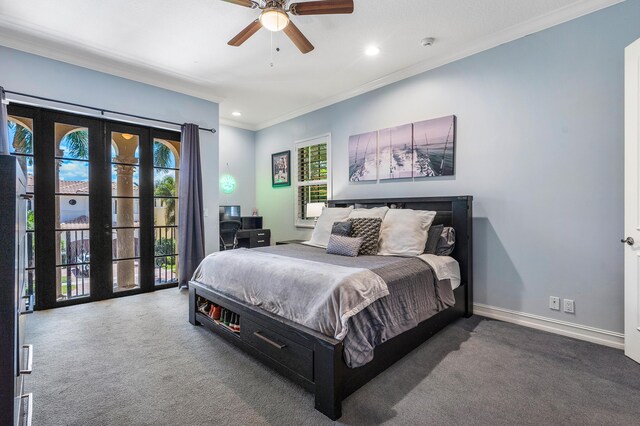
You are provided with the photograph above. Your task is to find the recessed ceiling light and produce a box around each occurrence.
[232,111,242,117]
[365,46,380,56]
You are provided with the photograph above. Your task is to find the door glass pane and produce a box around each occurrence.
[154,140,177,168]
[154,227,177,256]
[57,195,89,229]
[26,232,35,269]
[112,198,139,228]
[10,116,36,302]
[112,166,139,196]
[56,125,89,160]
[112,133,139,164]
[57,265,90,300]
[56,160,89,194]
[26,197,35,231]
[155,255,177,285]
[55,123,90,302]
[154,198,177,226]
[112,228,140,260]
[56,230,90,266]
[113,259,139,291]
[8,116,34,155]
[111,132,140,293]
[153,138,180,286]
[154,169,177,196]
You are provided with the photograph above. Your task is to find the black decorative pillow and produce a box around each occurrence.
[424,224,444,254]
[326,235,363,257]
[436,227,456,256]
[348,217,382,255]
[331,221,352,237]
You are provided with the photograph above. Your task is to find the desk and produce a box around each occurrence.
[276,240,305,245]
[236,229,271,248]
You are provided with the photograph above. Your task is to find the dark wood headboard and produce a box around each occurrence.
[328,196,473,316]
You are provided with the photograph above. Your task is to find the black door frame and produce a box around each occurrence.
[7,104,181,310]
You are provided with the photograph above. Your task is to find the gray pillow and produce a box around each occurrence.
[331,221,352,237]
[348,217,382,255]
[424,224,444,254]
[326,235,363,257]
[436,227,456,256]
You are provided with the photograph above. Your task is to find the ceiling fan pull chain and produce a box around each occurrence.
[270,30,274,68]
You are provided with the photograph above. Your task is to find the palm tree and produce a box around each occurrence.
[154,175,176,225]
[154,142,173,169]
[9,121,33,155]
[62,130,89,159]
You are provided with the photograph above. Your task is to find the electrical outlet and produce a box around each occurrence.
[549,296,560,311]
[564,299,575,314]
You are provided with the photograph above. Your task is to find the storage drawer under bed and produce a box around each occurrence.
[241,318,314,381]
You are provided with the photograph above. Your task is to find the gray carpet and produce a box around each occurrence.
[25,289,640,426]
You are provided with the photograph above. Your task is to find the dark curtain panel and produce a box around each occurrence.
[178,123,205,289]
[0,87,9,155]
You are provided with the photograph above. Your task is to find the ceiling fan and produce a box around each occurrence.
[223,0,354,54]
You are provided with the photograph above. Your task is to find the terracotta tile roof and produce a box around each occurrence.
[26,174,139,195]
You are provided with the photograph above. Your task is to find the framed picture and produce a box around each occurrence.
[348,131,377,182]
[413,115,456,177]
[271,150,291,187]
[378,124,413,180]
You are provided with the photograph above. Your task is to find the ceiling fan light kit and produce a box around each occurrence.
[260,8,290,31]
[223,0,355,54]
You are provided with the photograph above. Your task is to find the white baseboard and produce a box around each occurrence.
[473,303,625,350]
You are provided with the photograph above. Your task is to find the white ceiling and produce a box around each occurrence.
[0,0,623,130]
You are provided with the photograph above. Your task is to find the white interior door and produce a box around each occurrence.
[624,37,640,364]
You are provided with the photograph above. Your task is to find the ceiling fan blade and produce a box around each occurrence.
[228,19,262,47]
[289,0,354,15]
[283,20,314,54]
[220,0,257,8]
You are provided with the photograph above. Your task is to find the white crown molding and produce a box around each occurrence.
[253,0,625,130]
[474,303,625,350]
[219,118,258,132]
[0,19,226,105]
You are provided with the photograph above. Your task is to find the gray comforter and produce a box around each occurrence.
[193,244,455,367]
[192,247,389,340]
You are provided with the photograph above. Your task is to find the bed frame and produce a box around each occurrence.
[189,196,473,420]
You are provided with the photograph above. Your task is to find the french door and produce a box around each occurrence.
[7,105,181,309]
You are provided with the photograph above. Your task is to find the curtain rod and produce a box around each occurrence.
[3,89,217,134]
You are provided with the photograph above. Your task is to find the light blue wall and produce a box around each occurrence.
[255,1,640,333]
[219,124,256,215]
[0,46,221,253]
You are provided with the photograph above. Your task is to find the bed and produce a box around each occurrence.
[188,196,473,420]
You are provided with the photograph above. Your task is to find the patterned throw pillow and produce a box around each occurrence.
[326,235,363,257]
[331,221,352,237]
[348,217,382,255]
[424,224,444,254]
[436,227,456,256]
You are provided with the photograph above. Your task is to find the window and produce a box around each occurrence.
[295,135,330,227]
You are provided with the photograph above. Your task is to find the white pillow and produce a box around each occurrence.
[378,209,437,256]
[306,207,353,248]
[348,206,389,220]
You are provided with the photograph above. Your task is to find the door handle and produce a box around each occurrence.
[621,237,634,246]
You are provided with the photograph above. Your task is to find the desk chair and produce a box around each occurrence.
[219,220,242,250]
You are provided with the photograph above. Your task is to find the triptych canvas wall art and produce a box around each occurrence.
[348,115,456,182]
